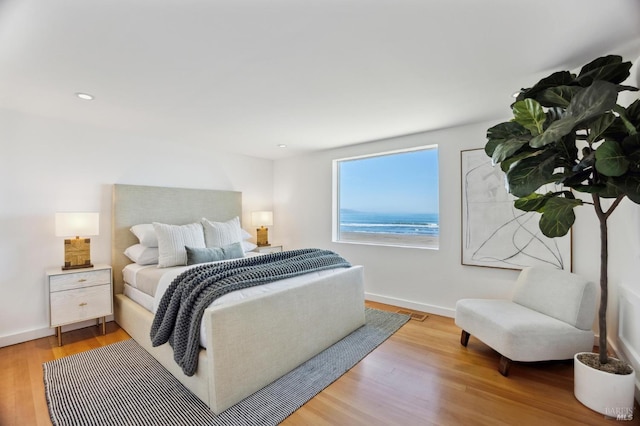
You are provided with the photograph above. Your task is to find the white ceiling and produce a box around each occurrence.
[1,1,640,160]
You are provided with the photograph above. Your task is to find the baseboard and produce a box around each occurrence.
[365,292,455,318]
[0,314,115,348]
[608,337,640,405]
[617,284,640,404]
[0,327,55,348]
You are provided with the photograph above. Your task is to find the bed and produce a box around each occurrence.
[111,184,365,414]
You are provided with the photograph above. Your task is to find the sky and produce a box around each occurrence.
[338,146,439,214]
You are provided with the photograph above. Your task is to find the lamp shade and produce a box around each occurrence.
[251,211,273,227]
[55,212,100,237]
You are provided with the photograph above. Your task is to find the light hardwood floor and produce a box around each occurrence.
[1,301,638,426]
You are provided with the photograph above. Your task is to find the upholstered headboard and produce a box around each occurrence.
[111,184,242,294]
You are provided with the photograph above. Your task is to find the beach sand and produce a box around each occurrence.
[339,232,439,248]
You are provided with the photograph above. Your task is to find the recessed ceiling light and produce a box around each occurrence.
[75,92,94,100]
[277,144,287,148]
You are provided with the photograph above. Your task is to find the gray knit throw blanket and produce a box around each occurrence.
[150,248,351,376]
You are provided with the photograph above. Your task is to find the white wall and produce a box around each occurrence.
[0,108,274,346]
[273,119,640,347]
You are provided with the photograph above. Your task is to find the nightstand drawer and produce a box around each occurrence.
[50,284,112,326]
[49,269,111,292]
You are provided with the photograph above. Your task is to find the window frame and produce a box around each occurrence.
[332,144,439,250]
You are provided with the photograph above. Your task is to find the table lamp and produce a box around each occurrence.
[55,212,99,270]
[251,211,273,247]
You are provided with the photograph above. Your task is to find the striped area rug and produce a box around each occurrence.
[43,308,409,426]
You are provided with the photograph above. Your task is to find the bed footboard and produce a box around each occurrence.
[114,294,212,403]
[204,265,365,413]
[115,265,365,414]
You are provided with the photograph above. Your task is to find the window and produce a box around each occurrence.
[333,145,439,249]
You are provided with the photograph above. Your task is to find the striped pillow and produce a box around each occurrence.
[201,217,243,248]
[153,222,205,268]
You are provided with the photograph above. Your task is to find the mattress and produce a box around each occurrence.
[122,263,164,296]
[123,283,154,312]
[122,255,345,348]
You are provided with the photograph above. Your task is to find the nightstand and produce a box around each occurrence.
[46,264,113,346]
[253,245,284,254]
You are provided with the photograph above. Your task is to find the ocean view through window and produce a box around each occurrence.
[333,145,439,249]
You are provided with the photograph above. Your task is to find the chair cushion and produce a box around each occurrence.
[455,299,594,362]
[512,267,597,330]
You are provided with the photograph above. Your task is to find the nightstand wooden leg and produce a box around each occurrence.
[101,317,106,335]
[56,326,62,347]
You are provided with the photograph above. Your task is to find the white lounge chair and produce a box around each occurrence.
[455,266,597,376]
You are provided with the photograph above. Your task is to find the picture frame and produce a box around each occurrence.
[460,148,572,270]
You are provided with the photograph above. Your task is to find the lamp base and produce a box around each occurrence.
[62,263,94,271]
[62,237,94,270]
[256,227,270,247]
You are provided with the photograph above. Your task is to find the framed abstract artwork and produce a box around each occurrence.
[460,148,572,270]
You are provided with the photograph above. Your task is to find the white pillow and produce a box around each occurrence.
[201,217,243,248]
[130,224,158,247]
[240,227,257,252]
[153,222,206,268]
[124,244,159,265]
[242,240,257,252]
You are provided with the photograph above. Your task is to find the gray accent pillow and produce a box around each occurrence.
[186,242,245,265]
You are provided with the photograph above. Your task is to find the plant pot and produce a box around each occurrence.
[574,352,636,419]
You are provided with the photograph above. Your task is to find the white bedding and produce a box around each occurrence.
[123,283,154,312]
[122,255,345,348]
[122,252,263,295]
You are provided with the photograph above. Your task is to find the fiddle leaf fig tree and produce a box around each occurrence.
[485,55,640,365]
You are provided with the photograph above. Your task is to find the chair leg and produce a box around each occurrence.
[499,355,512,376]
[460,330,470,347]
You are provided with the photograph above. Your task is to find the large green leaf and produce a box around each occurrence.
[565,80,618,120]
[514,192,552,212]
[555,133,578,164]
[492,137,530,164]
[506,152,558,197]
[499,149,540,173]
[595,140,630,176]
[576,55,632,86]
[530,81,618,148]
[485,121,529,156]
[560,169,592,187]
[485,139,501,158]
[601,117,630,142]
[610,174,640,204]
[574,182,623,198]
[537,86,582,108]
[625,99,640,131]
[613,104,639,136]
[587,113,616,143]
[573,184,607,194]
[539,197,582,237]
[512,99,546,135]
[529,116,578,148]
[621,134,640,171]
[599,178,627,199]
[517,71,575,101]
[622,133,640,152]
